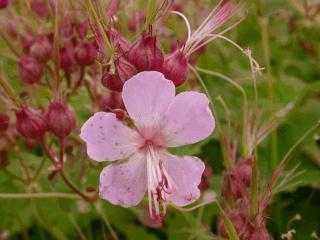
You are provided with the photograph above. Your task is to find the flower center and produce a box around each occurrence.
[144,143,171,221]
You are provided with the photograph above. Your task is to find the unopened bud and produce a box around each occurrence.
[18,56,44,84]
[97,91,124,112]
[101,57,137,92]
[128,33,164,71]
[46,100,76,138]
[235,158,253,187]
[162,49,188,86]
[30,35,52,62]
[59,44,74,72]
[107,29,131,54]
[0,112,9,133]
[0,0,9,9]
[74,42,97,66]
[30,0,49,18]
[15,105,47,139]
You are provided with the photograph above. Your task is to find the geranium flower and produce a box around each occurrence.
[80,71,215,220]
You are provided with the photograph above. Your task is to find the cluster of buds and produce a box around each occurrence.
[217,157,272,240]
[14,100,76,142]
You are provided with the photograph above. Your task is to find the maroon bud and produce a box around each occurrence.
[217,210,247,238]
[46,100,76,138]
[0,112,9,133]
[24,138,37,151]
[59,44,74,72]
[128,33,164,71]
[128,12,146,32]
[30,0,49,18]
[0,0,9,9]
[74,42,97,66]
[30,35,52,62]
[106,29,131,53]
[221,172,243,199]
[162,49,188,86]
[15,105,47,139]
[97,91,124,112]
[102,57,137,92]
[18,56,44,84]
[76,20,89,38]
[20,34,34,53]
[235,158,253,187]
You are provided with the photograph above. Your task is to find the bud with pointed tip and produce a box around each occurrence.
[20,34,34,53]
[46,100,76,138]
[235,158,253,187]
[0,112,9,133]
[15,105,47,139]
[101,57,137,92]
[59,43,74,72]
[106,29,131,53]
[74,42,97,66]
[97,91,124,112]
[30,0,49,18]
[18,56,44,84]
[162,49,188,86]
[0,0,9,9]
[30,35,52,63]
[128,33,164,71]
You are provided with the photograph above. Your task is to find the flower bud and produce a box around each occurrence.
[0,112,9,133]
[221,172,243,199]
[106,29,131,53]
[97,91,124,112]
[30,35,52,63]
[0,0,9,9]
[235,158,253,187]
[18,56,44,84]
[128,33,164,71]
[46,100,76,138]
[59,44,74,72]
[20,34,34,53]
[217,210,247,238]
[101,57,137,92]
[76,20,89,38]
[15,105,47,139]
[74,42,97,66]
[30,0,49,18]
[162,49,188,86]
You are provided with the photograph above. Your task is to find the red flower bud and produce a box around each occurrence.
[15,105,47,139]
[18,56,44,84]
[235,158,253,187]
[0,112,9,133]
[217,209,247,238]
[0,0,9,9]
[97,91,124,112]
[30,35,52,63]
[59,44,74,72]
[46,100,76,138]
[162,49,188,86]
[74,42,97,66]
[76,20,89,38]
[30,0,49,18]
[106,29,131,54]
[128,33,164,71]
[101,57,137,92]
[20,34,34,53]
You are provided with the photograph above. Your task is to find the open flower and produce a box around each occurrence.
[80,71,215,220]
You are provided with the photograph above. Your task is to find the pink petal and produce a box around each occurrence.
[164,154,205,206]
[163,92,215,147]
[122,71,175,135]
[99,152,147,207]
[80,112,138,162]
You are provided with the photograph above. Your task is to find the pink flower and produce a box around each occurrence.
[80,71,215,219]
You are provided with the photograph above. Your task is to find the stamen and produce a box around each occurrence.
[171,10,192,42]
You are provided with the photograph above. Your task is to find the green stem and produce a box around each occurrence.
[0,76,21,107]
[95,203,119,240]
[0,192,81,199]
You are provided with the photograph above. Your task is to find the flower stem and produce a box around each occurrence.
[0,192,81,199]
